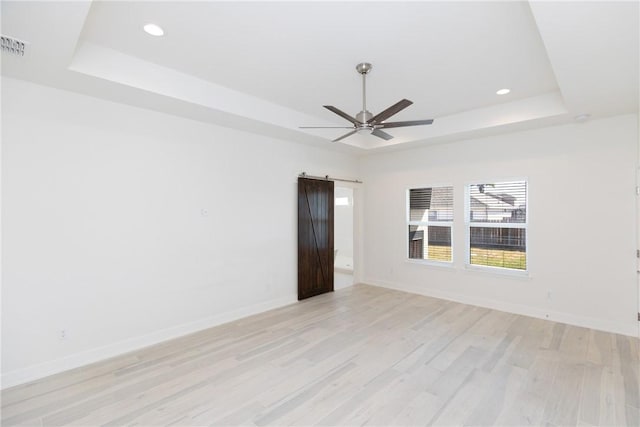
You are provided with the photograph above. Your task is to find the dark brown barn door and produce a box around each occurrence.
[298,177,334,300]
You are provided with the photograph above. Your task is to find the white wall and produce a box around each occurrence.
[637,114,640,337]
[361,114,639,337]
[1,77,359,387]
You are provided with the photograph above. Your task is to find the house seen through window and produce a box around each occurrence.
[466,180,527,270]
[407,186,453,262]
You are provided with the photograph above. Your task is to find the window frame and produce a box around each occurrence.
[406,184,454,265]
[464,178,529,275]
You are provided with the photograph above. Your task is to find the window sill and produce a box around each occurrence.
[405,259,455,270]
[463,264,531,279]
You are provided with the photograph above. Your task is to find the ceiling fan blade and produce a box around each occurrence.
[371,129,394,141]
[299,126,355,129]
[324,106,361,125]
[332,129,358,142]
[368,99,413,124]
[379,119,434,129]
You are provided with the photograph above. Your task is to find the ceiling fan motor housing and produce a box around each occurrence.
[356,110,373,124]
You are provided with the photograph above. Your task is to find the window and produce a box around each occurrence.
[407,186,453,262]
[466,180,527,271]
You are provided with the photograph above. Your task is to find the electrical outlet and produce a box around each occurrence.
[59,329,67,340]
[546,291,552,300]
[201,209,209,216]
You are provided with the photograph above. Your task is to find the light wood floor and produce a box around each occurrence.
[2,284,639,426]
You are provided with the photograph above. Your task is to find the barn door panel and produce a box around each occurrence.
[298,178,334,300]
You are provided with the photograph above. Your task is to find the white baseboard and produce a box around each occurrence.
[1,295,298,390]
[364,278,639,338]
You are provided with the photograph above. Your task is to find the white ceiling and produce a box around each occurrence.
[80,1,558,118]
[1,1,638,152]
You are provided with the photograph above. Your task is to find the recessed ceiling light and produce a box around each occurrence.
[496,88,510,95]
[143,23,164,37]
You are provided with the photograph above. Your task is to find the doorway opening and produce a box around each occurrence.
[334,186,354,289]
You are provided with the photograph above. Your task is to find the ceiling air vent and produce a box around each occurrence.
[1,35,27,57]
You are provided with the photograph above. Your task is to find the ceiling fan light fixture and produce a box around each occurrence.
[496,88,511,95]
[143,23,164,37]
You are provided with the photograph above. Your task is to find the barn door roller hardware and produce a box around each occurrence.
[299,172,362,184]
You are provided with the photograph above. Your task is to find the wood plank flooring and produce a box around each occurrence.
[2,284,639,426]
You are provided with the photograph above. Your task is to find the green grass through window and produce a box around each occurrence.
[419,246,526,270]
[470,248,526,270]
[426,245,451,262]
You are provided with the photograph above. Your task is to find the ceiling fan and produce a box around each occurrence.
[300,62,434,142]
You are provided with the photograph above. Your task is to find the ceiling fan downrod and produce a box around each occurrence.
[355,62,373,124]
